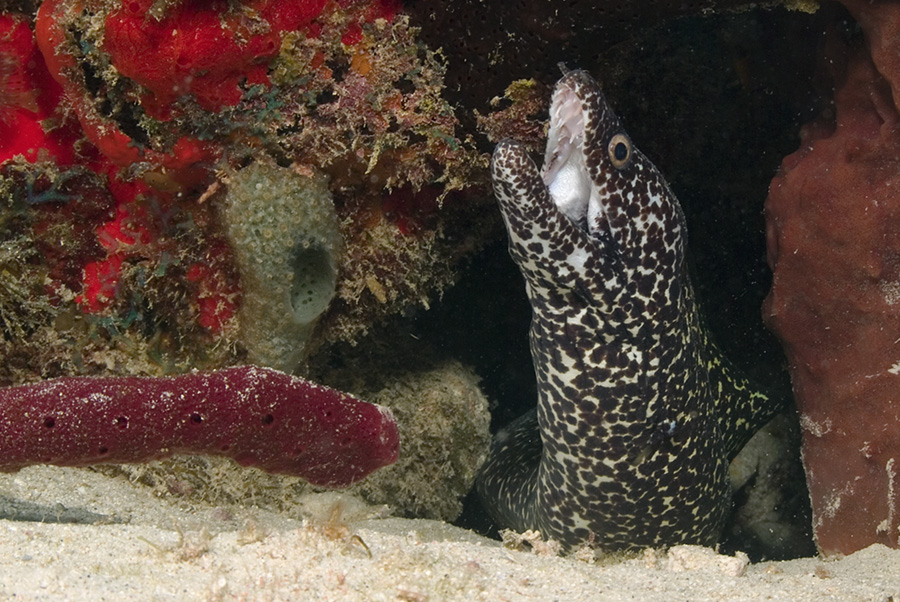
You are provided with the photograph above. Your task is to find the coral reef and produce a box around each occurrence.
[475,78,549,153]
[223,161,341,373]
[0,365,399,487]
[0,0,840,559]
[35,0,219,186]
[0,0,497,537]
[764,0,900,556]
[0,0,499,387]
[0,154,244,382]
[3,0,492,381]
[100,0,329,119]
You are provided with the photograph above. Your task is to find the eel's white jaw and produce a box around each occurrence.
[542,84,591,227]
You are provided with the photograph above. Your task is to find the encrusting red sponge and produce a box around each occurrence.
[0,366,399,488]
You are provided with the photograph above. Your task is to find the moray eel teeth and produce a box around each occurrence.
[479,69,781,552]
[543,82,591,227]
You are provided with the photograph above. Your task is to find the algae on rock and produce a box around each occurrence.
[347,360,491,521]
[223,161,341,373]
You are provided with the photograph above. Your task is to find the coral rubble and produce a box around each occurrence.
[344,360,491,521]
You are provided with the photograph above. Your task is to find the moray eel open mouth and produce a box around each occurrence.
[538,72,632,243]
[542,82,591,229]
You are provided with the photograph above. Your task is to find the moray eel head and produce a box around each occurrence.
[492,69,686,312]
[544,71,684,261]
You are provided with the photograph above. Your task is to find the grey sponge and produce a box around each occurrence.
[223,162,341,373]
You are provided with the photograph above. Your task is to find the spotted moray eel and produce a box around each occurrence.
[478,70,780,551]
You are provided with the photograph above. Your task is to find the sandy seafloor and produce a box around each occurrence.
[0,465,897,601]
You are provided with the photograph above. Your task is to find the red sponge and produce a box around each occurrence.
[0,366,399,488]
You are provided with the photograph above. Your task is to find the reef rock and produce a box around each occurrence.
[764,1,900,556]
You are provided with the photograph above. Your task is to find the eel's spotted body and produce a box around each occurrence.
[478,70,779,551]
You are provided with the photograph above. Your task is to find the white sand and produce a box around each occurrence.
[0,465,898,601]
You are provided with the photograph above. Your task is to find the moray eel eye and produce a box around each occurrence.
[609,133,632,169]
